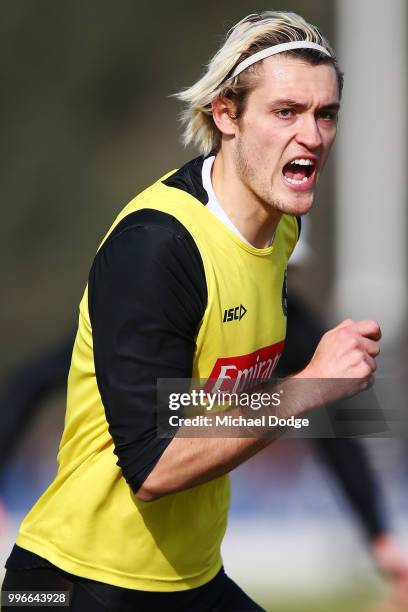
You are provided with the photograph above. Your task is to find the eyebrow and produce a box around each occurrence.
[270,98,341,111]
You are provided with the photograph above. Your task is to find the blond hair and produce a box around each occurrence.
[175,12,343,155]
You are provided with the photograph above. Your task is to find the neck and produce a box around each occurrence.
[211,150,281,249]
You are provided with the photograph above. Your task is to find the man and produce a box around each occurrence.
[2,11,381,611]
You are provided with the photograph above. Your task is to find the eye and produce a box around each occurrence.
[317,110,338,122]
[275,108,296,120]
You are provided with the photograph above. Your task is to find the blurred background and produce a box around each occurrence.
[0,1,407,610]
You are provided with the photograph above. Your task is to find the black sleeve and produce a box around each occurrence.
[316,438,387,539]
[88,209,207,493]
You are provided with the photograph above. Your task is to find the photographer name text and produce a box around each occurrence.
[168,414,310,429]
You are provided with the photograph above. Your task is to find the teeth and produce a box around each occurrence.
[286,176,308,185]
[290,158,313,166]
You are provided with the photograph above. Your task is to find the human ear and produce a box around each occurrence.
[211,97,238,137]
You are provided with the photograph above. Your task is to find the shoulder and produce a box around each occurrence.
[102,209,194,249]
[92,209,203,276]
[88,208,207,321]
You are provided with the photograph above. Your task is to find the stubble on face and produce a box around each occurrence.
[234,131,309,217]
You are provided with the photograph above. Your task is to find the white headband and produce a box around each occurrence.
[230,41,332,79]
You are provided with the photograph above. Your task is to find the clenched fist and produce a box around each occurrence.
[299,319,381,403]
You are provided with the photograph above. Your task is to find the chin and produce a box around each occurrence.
[291,198,314,216]
[270,193,314,216]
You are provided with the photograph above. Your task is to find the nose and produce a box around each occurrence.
[295,114,322,150]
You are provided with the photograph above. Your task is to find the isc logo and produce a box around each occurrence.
[223,304,247,323]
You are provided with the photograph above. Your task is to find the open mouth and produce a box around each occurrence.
[282,158,316,190]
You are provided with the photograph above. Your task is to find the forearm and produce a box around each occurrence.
[137,436,269,501]
[137,374,319,501]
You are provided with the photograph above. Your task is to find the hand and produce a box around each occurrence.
[371,533,408,597]
[298,318,381,404]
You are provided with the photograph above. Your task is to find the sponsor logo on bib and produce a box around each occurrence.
[205,340,285,393]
